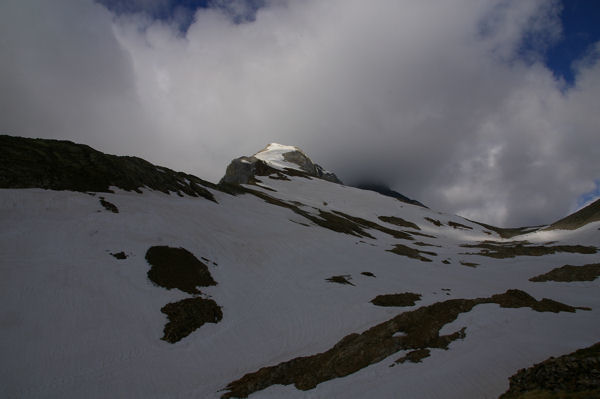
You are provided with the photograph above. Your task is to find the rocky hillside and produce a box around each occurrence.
[0,135,215,201]
[0,135,599,399]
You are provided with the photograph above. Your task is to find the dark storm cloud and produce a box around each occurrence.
[1,0,599,226]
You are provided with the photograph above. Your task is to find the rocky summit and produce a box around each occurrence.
[220,143,342,185]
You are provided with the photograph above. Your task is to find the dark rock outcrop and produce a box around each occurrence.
[0,135,216,201]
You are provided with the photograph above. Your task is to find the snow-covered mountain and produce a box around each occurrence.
[1,135,599,398]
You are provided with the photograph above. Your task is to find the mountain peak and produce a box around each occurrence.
[220,143,342,185]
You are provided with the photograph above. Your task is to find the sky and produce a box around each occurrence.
[1,0,599,227]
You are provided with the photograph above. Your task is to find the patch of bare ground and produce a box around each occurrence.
[448,221,473,230]
[387,244,436,262]
[529,263,600,282]
[371,292,421,307]
[499,342,600,399]
[221,289,584,398]
[99,197,118,213]
[361,272,376,277]
[378,216,421,230]
[460,261,479,268]
[326,275,354,286]
[146,246,217,294]
[425,217,443,227]
[161,297,223,343]
[393,348,431,365]
[460,241,597,259]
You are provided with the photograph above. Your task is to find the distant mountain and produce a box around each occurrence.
[0,135,598,399]
[352,181,426,208]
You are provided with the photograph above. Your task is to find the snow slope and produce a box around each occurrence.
[1,149,599,398]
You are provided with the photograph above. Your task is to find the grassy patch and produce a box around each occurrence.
[460,241,597,259]
[529,263,600,282]
[326,275,354,286]
[146,246,216,294]
[99,197,119,213]
[378,216,420,230]
[161,297,223,343]
[371,292,421,307]
[499,342,600,399]
[221,289,583,398]
[387,244,436,262]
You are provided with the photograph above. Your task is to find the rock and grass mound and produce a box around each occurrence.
[161,297,223,343]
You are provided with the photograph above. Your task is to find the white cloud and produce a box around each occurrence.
[1,0,598,226]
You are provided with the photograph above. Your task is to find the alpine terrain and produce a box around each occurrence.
[1,135,599,398]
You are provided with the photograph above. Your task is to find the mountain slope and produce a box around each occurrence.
[0,136,599,399]
[546,198,600,231]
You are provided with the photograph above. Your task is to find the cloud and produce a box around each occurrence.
[1,0,598,226]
